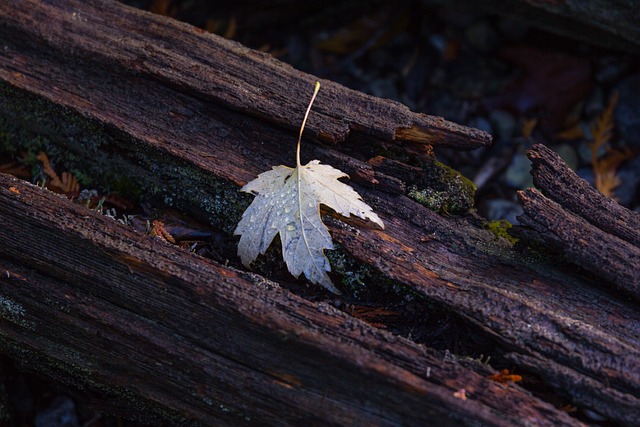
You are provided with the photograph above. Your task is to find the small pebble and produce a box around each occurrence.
[614,155,640,206]
[489,110,516,141]
[554,144,578,171]
[504,146,534,189]
[368,77,401,102]
[584,86,604,118]
[34,396,79,427]
[467,116,493,135]
[576,167,595,186]
[596,55,628,84]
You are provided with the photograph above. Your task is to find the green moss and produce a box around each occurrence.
[407,161,476,214]
[0,82,249,232]
[485,219,519,245]
[0,296,35,330]
[326,244,421,300]
[407,186,448,212]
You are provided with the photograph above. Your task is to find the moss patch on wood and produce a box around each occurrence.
[408,161,476,214]
[485,219,519,245]
[0,82,249,234]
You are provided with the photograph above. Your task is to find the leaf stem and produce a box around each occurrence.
[296,81,321,167]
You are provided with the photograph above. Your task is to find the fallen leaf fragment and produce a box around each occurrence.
[151,220,176,244]
[589,91,635,200]
[488,369,523,384]
[234,82,383,294]
[453,389,467,400]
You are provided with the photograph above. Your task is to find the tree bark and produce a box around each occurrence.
[0,0,638,425]
[516,145,640,302]
[0,173,578,427]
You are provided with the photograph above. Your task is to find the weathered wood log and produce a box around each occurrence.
[527,144,640,248]
[0,0,639,425]
[516,145,640,301]
[0,173,578,426]
[3,0,491,152]
[518,145,640,300]
[518,187,640,301]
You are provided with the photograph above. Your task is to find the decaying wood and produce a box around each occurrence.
[527,144,640,248]
[0,0,639,426]
[518,187,640,301]
[517,145,640,301]
[0,174,578,426]
[0,0,490,152]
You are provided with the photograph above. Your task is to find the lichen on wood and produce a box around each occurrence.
[407,161,476,214]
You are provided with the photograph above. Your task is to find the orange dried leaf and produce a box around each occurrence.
[37,152,81,195]
[453,389,467,400]
[350,305,397,318]
[150,0,175,16]
[555,124,585,140]
[349,306,397,328]
[561,404,578,413]
[488,369,523,384]
[37,151,63,189]
[9,186,20,194]
[61,171,80,194]
[150,220,176,244]
[205,18,221,34]
[0,161,31,179]
[590,92,618,149]
[588,91,635,200]
[223,16,237,40]
[315,8,408,55]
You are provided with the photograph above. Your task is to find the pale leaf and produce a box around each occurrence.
[235,81,383,294]
[234,160,383,294]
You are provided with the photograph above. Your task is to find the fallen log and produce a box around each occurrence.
[516,145,640,301]
[0,173,577,426]
[526,144,640,248]
[0,0,639,425]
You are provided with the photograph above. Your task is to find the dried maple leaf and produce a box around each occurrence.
[235,82,384,294]
[484,46,592,134]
